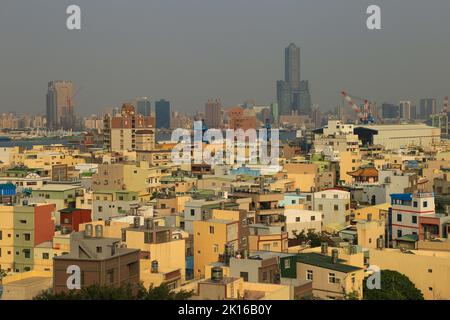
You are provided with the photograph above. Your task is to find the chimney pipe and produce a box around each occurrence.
[331,249,339,264]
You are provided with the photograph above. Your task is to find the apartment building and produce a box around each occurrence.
[53,226,140,294]
[0,203,55,273]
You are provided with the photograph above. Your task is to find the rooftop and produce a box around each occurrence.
[297,252,362,273]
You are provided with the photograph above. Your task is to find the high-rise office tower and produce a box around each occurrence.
[419,98,437,120]
[277,43,311,116]
[137,97,151,116]
[299,80,312,115]
[155,99,171,129]
[277,80,292,115]
[205,99,222,129]
[285,43,300,91]
[399,101,412,121]
[46,80,75,130]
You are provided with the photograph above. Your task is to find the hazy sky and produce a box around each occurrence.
[0,0,449,116]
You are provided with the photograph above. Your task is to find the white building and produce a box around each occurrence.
[354,124,440,150]
[312,189,351,229]
[284,206,322,237]
[390,192,435,242]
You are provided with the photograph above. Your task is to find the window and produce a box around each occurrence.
[262,271,268,281]
[306,195,311,201]
[284,259,290,269]
[291,200,296,204]
[98,206,103,212]
[334,194,338,199]
[127,262,138,276]
[209,226,215,234]
[328,273,339,284]
[413,201,418,208]
[397,230,402,238]
[428,269,432,273]
[334,205,339,211]
[262,244,270,251]
[240,271,249,282]
[190,209,195,216]
[397,214,402,222]
[295,217,300,222]
[321,194,326,198]
[107,269,115,283]
[23,249,31,259]
[273,242,278,247]
[96,246,102,253]
[24,233,31,241]
[19,219,27,224]
[42,253,49,259]
[0,231,2,240]
[318,204,323,211]
[412,216,417,224]
[311,216,316,221]
[307,270,313,280]
[423,201,428,208]
[213,244,219,253]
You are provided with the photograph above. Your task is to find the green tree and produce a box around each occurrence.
[139,283,194,300]
[363,270,424,300]
[34,282,194,300]
[292,230,330,247]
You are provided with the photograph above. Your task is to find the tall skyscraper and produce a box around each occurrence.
[155,99,171,129]
[276,43,311,116]
[276,80,292,115]
[299,80,312,115]
[285,43,301,91]
[419,98,437,120]
[137,97,151,116]
[205,99,222,129]
[46,80,75,130]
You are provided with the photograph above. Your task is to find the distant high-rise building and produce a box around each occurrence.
[399,101,412,121]
[205,99,222,129]
[277,80,292,115]
[103,103,155,152]
[285,43,300,91]
[381,103,400,119]
[419,98,436,120]
[276,43,311,117]
[155,99,171,129]
[137,97,151,116]
[46,80,75,130]
[299,80,312,115]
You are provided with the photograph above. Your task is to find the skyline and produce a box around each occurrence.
[1,0,450,117]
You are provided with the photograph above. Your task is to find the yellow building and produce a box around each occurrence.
[193,209,245,279]
[369,248,450,300]
[339,151,362,184]
[0,205,15,272]
[33,233,71,272]
[351,203,390,221]
[355,219,385,250]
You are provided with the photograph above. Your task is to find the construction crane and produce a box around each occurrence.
[340,90,375,124]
